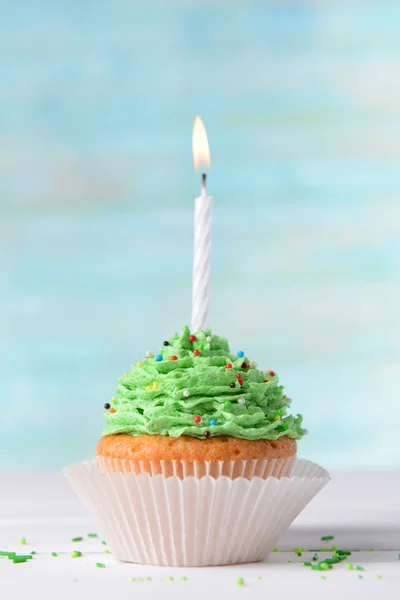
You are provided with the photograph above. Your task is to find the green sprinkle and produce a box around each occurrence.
[294,547,306,553]
[288,560,292,563]
[167,576,174,581]
[347,563,354,570]
[181,576,188,581]
[87,533,98,538]
[145,577,152,581]
[312,553,318,561]
[101,541,107,545]
[71,551,82,558]
[272,548,280,552]
[375,575,382,579]
[224,401,232,408]
[0,551,15,557]
[320,563,329,570]
[130,578,136,582]
[13,557,28,563]
[303,561,312,567]
[19,538,26,545]
[51,552,58,557]
[72,537,83,542]
[321,536,335,541]
[319,576,326,580]
[236,577,244,586]
[103,549,110,554]
[356,566,364,571]
[30,551,36,555]
[96,562,105,568]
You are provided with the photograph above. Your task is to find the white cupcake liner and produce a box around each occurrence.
[96,455,295,479]
[63,458,330,567]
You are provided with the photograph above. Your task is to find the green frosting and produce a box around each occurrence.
[103,326,306,441]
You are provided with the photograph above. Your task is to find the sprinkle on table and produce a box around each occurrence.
[72,537,83,542]
[256,576,262,580]
[167,576,174,581]
[347,563,354,570]
[272,548,280,552]
[30,551,36,555]
[103,549,110,554]
[71,551,82,558]
[19,538,26,545]
[321,535,335,541]
[376,575,383,579]
[237,351,244,358]
[181,576,188,581]
[96,562,106,568]
[236,577,244,586]
[101,541,107,545]
[51,552,58,557]
[145,577,152,581]
[319,576,326,580]
[356,566,364,571]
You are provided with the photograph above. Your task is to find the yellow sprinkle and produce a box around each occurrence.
[124,373,129,377]
[136,362,143,367]
[275,415,281,421]
[111,397,116,404]
[153,382,159,389]
[146,385,152,391]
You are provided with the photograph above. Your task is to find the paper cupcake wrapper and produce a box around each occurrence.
[96,455,296,479]
[63,458,329,566]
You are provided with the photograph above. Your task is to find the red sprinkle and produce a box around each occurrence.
[241,362,247,368]
[268,370,275,376]
[170,355,178,361]
[238,379,244,385]
[236,373,242,379]
[193,415,201,423]
[264,379,270,383]
[225,363,233,369]
[189,335,197,342]
[193,349,200,356]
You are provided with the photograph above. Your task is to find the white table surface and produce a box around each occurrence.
[1,469,400,599]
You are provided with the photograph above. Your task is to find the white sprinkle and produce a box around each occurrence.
[238,397,246,405]
[206,336,212,343]
[251,361,258,368]
[145,350,153,358]
[183,389,190,397]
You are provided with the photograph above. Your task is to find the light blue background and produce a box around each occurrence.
[1,1,399,471]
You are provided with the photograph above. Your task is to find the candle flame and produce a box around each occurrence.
[192,116,211,171]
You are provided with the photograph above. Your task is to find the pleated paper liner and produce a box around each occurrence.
[63,459,330,567]
[96,454,296,479]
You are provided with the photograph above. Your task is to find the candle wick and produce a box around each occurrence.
[201,173,207,196]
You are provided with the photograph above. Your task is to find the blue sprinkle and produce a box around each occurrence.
[210,419,217,426]
[155,354,163,361]
[237,350,244,358]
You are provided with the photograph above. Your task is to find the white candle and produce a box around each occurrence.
[192,116,212,332]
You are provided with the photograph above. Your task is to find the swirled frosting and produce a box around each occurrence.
[103,326,306,440]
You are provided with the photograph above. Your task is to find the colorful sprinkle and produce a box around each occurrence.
[236,373,242,379]
[111,397,116,404]
[275,415,281,421]
[136,362,143,367]
[96,562,105,568]
[206,336,212,342]
[170,355,178,360]
[312,553,318,561]
[189,335,197,342]
[230,382,236,388]
[104,403,110,409]
[72,537,83,542]
[237,351,244,358]
[19,538,26,546]
[251,361,258,368]
[146,385,152,391]
[193,415,201,423]
[183,389,190,397]
[264,379,269,383]
[109,407,116,413]
[193,349,200,356]
[321,535,335,541]
[225,363,233,368]
[152,382,158,390]
[204,431,210,438]
[268,370,275,376]
[71,551,82,558]
[145,350,153,358]
[238,397,246,405]
[236,577,244,586]
[210,419,217,426]
[163,341,169,346]
[238,379,244,385]
[124,373,128,377]
[241,362,247,368]
[52,552,58,557]
[156,354,163,361]
[224,401,232,408]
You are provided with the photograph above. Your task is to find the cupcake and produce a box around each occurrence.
[97,325,305,479]
[64,326,329,567]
